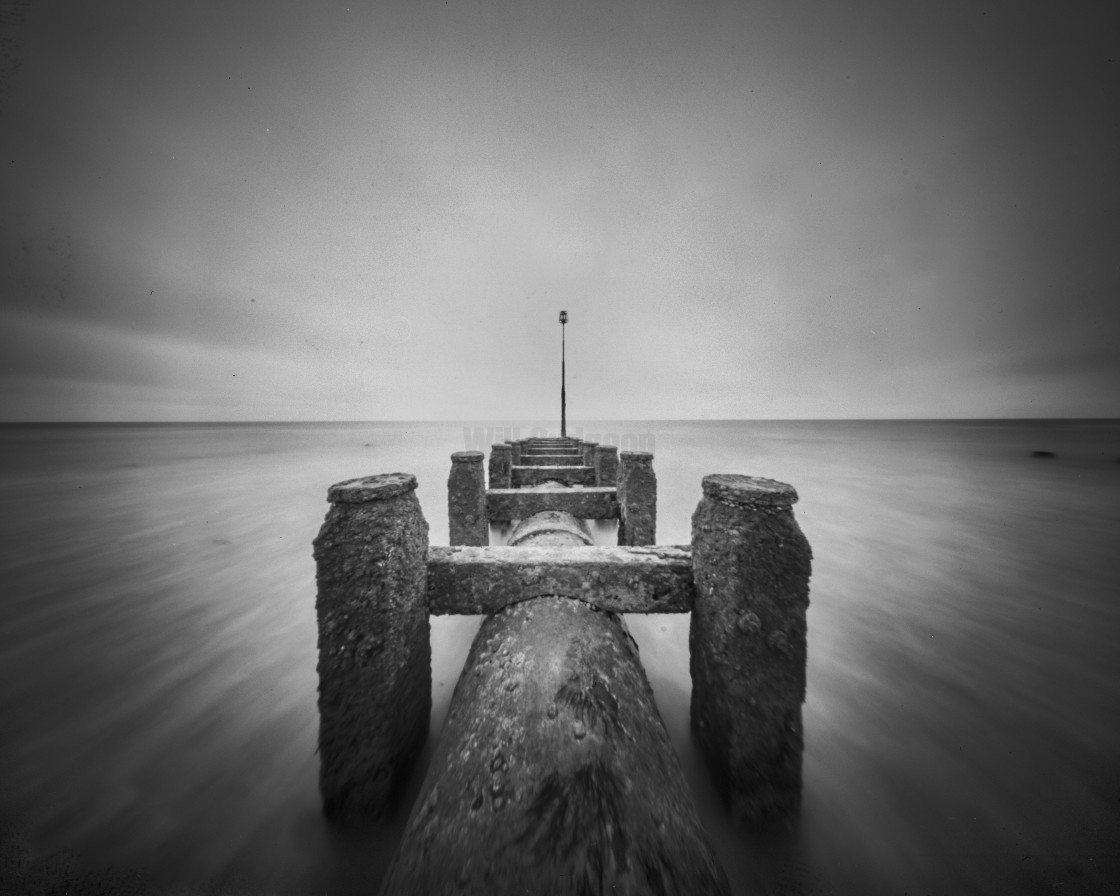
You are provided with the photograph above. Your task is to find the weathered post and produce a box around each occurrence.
[506,439,522,465]
[380,504,732,895]
[448,451,488,546]
[617,450,656,546]
[313,473,431,820]
[580,440,598,468]
[689,474,812,823]
[488,442,512,490]
[593,443,618,487]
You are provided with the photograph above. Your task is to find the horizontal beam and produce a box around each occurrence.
[517,454,587,466]
[524,444,580,450]
[426,545,694,615]
[511,465,596,487]
[487,487,618,520]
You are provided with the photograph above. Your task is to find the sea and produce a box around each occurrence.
[1,419,1118,895]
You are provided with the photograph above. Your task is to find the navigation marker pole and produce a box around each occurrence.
[559,309,568,437]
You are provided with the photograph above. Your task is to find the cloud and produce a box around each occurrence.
[0,308,314,420]
[2,0,1118,419]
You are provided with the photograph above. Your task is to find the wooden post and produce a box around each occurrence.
[449,451,488,546]
[593,443,618,487]
[380,507,731,894]
[312,473,431,820]
[617,450,656,546]
[689,474,812,823]
[488,442,512,490]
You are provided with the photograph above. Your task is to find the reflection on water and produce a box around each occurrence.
[1,421,1118,894]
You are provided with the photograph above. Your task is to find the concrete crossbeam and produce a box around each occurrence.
[510,464,597,487]
[518,454,587,466]
[426,544,695,615]
[486,487,618,521]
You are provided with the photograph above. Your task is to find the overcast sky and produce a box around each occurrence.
[2,0,1118,420]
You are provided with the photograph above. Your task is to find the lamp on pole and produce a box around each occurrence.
[559,310,568,437]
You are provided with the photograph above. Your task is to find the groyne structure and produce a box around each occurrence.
[313,436,812,893]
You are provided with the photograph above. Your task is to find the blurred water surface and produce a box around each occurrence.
[1,420,1118,894]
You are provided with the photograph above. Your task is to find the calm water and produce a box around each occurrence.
[1,420,1118,894]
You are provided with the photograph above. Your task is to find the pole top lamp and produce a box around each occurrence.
[559,310,568,324]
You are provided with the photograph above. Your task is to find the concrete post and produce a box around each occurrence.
[448,451,488,546]
[689,474,812,824]
[507,439,522,465]
[593,444,618,487]
[312,473,431,820]
[617,451,656,546]
[580,440,598,468]
[488,443,512,490]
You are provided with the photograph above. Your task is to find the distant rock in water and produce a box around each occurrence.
[1031,451,1056,459]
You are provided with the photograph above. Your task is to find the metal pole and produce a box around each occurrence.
[559,310,567,437]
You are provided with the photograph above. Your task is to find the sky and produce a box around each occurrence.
[1,0,1118,421]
